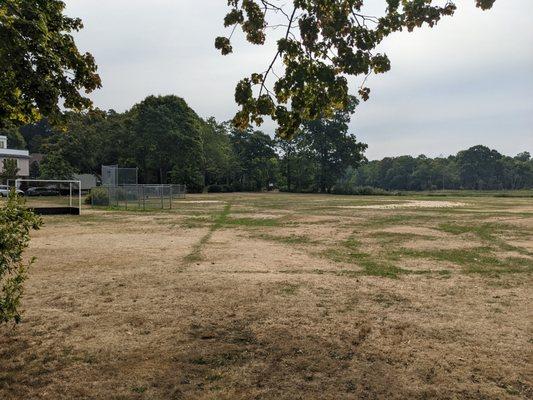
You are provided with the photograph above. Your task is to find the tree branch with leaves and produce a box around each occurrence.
[0,0,101,128]
[0,0,98,324]
[217,0,496,138]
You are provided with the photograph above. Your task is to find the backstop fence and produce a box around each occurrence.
[90,184,186,210]
[101,165,138,187]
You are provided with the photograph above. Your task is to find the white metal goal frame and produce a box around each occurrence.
[15,179,82,214]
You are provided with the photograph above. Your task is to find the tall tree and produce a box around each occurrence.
[276,137,298,192]
[0,0,101,127]
[0,0,98,325]
[39,151,75,180]
[298,100,367,192]
[457,145,503,190]
[126,96,205,189]
[230,128,279,191]
[202,119,238,186]
[0,158,19,184]
[218,0,496,137]
[0,123,26,149]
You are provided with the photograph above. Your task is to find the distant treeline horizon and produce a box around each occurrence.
[1,95,531,193]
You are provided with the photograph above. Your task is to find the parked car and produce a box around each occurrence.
[25,187,61,197]
[0,185,24,197]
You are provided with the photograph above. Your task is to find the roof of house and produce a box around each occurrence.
[30,153,44,164]
[0,148,30,158]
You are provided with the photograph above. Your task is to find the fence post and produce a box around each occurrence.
[142,185,145,211]
[170,185,173,209]
[78,182,82,214]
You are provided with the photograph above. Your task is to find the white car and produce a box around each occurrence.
[0,185,24,197]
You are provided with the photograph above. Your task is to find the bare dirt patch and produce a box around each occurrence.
[379,225,447,237]
[336,200,467,210]
[196,230,348,274]
[177,200,224,204]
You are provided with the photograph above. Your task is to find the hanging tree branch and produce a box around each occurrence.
[216,0,497,139]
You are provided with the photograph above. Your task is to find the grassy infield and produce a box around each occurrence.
[170,194,533,279]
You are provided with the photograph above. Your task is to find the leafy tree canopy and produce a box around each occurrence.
[127,95,206,186]
[217,0,496,138]
[296,97,367,192]
[0,122,26,149]
[0,158,20,184]
[39,151,76,180]
[0,0,101,127]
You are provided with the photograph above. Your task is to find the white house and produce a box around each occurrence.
[0,135,30,177]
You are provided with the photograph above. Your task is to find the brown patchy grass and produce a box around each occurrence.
[1,192,532,399]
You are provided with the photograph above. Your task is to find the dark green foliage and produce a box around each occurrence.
[296,100,367,192]
[19,119,55,153]
[347,146,533,191]
[0,190,42,324]
[278,101,367,193]
[457,145,503,190]
[128,96,205,185]
[0,0,94,326]
[29,161,40,179]
[203,119,238,187]
[0,0,101,127]
[218,1,495,137]
[19,96,282,192]
[39,151,76,180]
[85,187,109,206]
[0,123,26,149]
[229,128,279,191]
[170,165,204,193]
[18,99,530,194]
[0,159,19,184]
[207,184,223,193]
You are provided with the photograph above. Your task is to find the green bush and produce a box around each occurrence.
[0,190,42,324]
[230,182,243,192]
[331,185,399,196]
[86,187,110,206]
[208,184,223,193]
[208,184,234,193]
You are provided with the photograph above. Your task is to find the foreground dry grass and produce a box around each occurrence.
[1,193,532,399]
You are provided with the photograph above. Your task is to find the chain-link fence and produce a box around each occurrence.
[101,165,138,187]
[90,184,186,210]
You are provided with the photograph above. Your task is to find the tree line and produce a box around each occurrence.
[1,95,531,192]
[334,147,533,193]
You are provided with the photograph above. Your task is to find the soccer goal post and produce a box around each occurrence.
[15,179,82,215]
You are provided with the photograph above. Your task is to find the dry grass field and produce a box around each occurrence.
[1,192,532,399]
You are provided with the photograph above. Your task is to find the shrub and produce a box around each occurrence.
[0,190,42,324]
[208,184,234,193]
[208,184,223,193]
[230,182,243,192]
[86,187,110,206]
[331,185,398,196]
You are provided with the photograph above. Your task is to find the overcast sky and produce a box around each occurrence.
[64,0,532,160]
